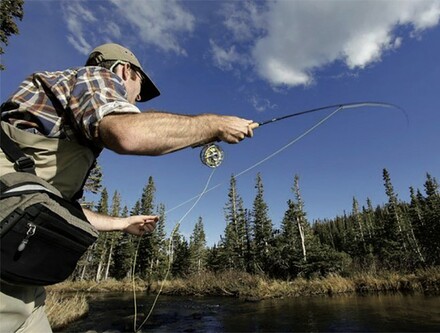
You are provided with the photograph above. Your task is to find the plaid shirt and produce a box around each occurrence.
[1,66,140,149]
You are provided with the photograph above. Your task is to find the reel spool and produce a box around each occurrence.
[200,143,224,168]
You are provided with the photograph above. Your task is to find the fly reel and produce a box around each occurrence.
[200,143,224,168]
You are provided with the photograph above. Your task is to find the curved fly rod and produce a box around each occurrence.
[170,101,408,214]
[259,101,406,126]
[132,101,407,332]
[200,101,408,168]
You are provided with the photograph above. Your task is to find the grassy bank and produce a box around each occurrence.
[49,267,440,297]
[46,268,440,329]
[152,268,440,299]
[46,292,88,330]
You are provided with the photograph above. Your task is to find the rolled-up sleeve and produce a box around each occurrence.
[70,67,140,145]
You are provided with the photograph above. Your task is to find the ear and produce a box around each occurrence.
[121,63,131,81]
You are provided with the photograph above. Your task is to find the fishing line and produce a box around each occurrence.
[165,104,349,213]
[132,105,342,331]
[165,101,408,214]
[235,105,343,178]
[132,167,216,332]
[131,101,406,331]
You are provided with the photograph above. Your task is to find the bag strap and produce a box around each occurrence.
[0,119,36,174]
[1,78,100,200]
[36,78,100,200]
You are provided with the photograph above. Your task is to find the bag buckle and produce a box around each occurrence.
[15,156,36,173]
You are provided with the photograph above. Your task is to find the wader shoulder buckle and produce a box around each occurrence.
[15,156,36,173]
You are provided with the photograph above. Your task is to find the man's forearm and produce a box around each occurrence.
[98,111,255,155]
[82,208,159,235]
[82,208,121,231]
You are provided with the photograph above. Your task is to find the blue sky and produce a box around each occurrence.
[2,0,439,245]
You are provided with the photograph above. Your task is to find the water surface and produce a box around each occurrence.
[58,293,440,332]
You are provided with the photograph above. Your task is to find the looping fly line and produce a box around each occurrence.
[133,168,216,332]
[132,101,407,331]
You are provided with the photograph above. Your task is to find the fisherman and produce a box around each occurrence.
[0,43,257,332]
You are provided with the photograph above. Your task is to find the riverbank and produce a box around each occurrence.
[48,268,440,297]
[46,268,440,330]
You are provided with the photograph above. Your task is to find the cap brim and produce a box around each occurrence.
[139,70,160,102]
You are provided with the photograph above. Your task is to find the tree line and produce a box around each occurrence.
[73,168,439,282]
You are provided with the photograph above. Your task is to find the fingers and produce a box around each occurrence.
[249,122,260,130]
[143,215,159,223]
[140,222,156,234]
[248,122,259,138]
[219,117,259,143]
[128,215,159,236]
[142,215,158,233]
[235,120,259,141]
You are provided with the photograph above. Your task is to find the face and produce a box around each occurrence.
[120,64,142,104]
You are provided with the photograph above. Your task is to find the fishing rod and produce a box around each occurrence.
[200,101,407,168]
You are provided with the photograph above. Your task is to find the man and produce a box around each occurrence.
[0,43,257,332]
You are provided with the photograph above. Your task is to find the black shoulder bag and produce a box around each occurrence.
[0,97,99,286]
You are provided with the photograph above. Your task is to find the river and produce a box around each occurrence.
[58,292,439,332]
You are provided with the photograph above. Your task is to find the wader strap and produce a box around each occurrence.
[36,79,101,200]
[0,103,36,174]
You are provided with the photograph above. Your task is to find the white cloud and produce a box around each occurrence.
[220,1,267,42]
[62,0,195,56]
[214,0,440,88]
[407,0,440,31]
[62,0,440,88]
[210,40,238,71]
[62,2,97,54]
[249,95,277,113]
[109,0,195,56]
[210,39,250,71]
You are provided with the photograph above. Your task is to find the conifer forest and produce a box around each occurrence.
[75,168,439,283]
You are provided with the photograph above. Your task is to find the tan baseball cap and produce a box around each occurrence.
[86,43,160,102]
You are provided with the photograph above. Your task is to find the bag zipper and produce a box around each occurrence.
[17,222,36,252]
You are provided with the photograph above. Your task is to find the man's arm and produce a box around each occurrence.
[83,208,158,236]
[98,111,258,155]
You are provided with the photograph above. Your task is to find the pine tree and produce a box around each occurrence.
[112,206,135,279]
[251,173,274,274]
[189,217,208,273]
[83,162,103,195]
[363,198,375,240]
[206,243,222,273]
[280,175,314,277]
[221,175,248,270]
[421,173,440,265]
[352,197,366,249]
[103,191,122,280]
[279,199,301,277]
[243,209,254,272]
[170,226,191,277]
[73,171,104,280]
[290,175,349,277]
[131,200,142,215]
[380,168,425,269]
[292,175,308,262]
[94,188,109,281]
[148,203,168,280]
[136,177,156,278]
